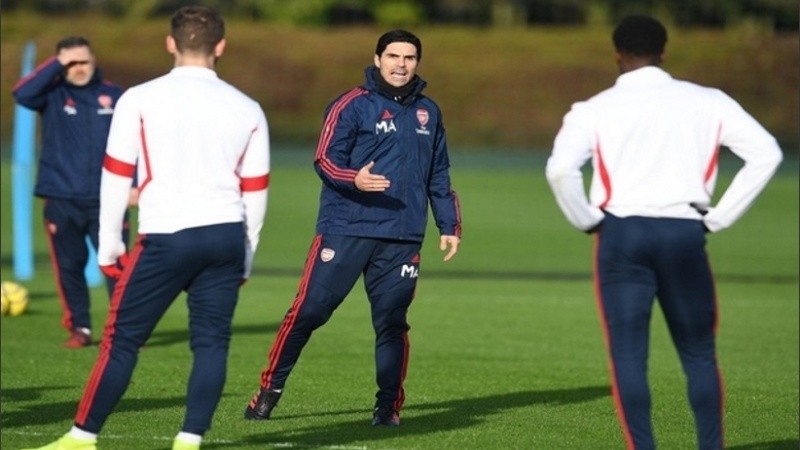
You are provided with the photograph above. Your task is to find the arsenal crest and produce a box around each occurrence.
[320,248,335,262]
[416,109,429,127]
[97,94,113,109]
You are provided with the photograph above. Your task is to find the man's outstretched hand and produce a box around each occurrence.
[355,161,391,192]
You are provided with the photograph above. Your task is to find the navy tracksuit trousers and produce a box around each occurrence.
[260,234,421,411]
[43,198,129,332]
[595,214,724,450]
[74,222,245,435]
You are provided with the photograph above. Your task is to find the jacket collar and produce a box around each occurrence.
[169,66,219,79]
[363,66,427,104]
[615,65,672,87]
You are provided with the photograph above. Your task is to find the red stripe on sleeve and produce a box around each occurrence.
[452,189,463,238]
[704,123,722,185]
[595,140,612,209]
[12,56,58,91]
[240,174,270,192]
[319,159,358,182]
[314,88,367,181]
[103,155,136,178]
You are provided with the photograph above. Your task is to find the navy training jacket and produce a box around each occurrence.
[313,66,462,242]
[13,56,123,200]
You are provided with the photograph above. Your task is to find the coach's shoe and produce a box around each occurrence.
[244,387,282,420]
[64,327,92,349]
[22,433,97,450]
[371,407,400,427]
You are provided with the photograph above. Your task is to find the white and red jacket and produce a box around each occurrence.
[546,66,782,233]
[98,66,270,278]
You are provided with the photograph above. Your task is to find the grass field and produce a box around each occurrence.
[1,150,798,449]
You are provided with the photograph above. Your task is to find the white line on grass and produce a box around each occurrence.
[6,429,380,449]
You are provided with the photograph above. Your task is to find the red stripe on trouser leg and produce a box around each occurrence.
[392,330,410,412]
[592,235,636,450]
[74,236,144,426]
[261,235,322,389]
[44,217,73,332]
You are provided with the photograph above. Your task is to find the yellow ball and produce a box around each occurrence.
[1,281,29,317]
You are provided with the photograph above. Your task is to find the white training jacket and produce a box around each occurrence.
[98,66,270,278]
[546,66,782,233]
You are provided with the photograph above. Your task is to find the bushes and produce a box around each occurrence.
[2,0,797,30]
[1,13,796,151]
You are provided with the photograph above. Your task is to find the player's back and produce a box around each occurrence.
[107,66,268,234]
[580,67,736,219]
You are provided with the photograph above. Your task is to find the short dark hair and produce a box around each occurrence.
[170,5,225,55]
[56,36,91,52]
[375,29,422,61]
[612,15,667,57]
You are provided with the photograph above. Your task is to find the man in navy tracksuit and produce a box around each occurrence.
[245,29,462,426]
[13,36,131,348]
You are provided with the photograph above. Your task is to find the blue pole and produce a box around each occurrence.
[85,237,103,287]
[12,41,36,281]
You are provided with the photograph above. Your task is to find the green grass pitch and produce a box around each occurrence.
[1,150,797,449]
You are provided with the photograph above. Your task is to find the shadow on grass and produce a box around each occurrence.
[4,385,795,450]
[1,395,186,427]
[1,385,76,403]
[144,323,281,348]
[728,440,800,450]
[219,386,610,448]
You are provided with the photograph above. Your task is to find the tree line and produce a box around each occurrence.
[2,0,797,31]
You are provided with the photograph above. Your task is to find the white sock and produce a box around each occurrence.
[175,432,202,444]
[69,426,97,441]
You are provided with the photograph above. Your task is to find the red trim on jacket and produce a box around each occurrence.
[314,88,366,182]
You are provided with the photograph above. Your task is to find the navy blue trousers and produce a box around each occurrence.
[595,214,724,450]
[43,198,129,332]
[74,222,245,435]
[259,234,421,411]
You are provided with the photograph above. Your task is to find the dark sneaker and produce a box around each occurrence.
[64,328,92,349]
[371,407,400,427]
[244,388,282,420]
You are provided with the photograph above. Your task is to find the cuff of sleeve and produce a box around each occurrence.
[702,208,724,233]
[98,234,125,266]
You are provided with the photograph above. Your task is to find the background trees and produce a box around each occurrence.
[1,1,796,149]
[2,0,797,31]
